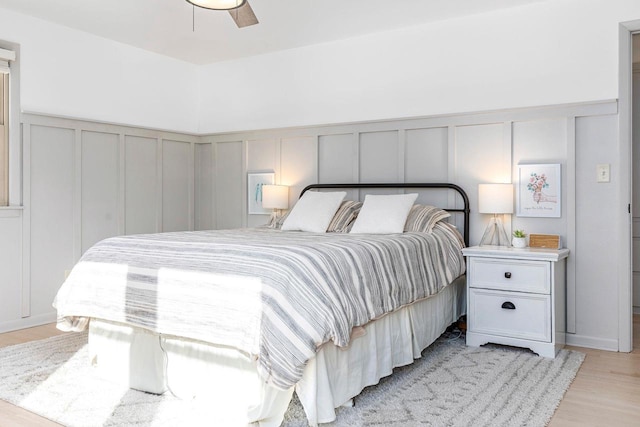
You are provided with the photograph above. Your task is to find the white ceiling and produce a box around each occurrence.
[0,0,546,65]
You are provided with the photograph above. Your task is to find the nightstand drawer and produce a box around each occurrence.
[468,258,550,294]
[469,289,551,342]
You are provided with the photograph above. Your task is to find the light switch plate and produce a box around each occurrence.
[597,164,610,183]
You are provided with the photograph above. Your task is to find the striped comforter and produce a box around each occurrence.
[54,223,465,390]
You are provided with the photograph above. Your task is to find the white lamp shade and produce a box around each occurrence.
[262,185,289,210]
[478,183,513,214]
[186,0,246,10]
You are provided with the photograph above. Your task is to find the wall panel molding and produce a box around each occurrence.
[202,99,619,349]
[566,116,577,334]
[73,128,82,262]
[203,100,617,237]
[204,100,617,143]
[155,137,163,233]
[3,99,624,351]
[20,122,31,319]
[4,114,198,334]
[21,112,200,142]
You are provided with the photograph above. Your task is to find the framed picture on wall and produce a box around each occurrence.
[247,172,275,215]
[516,163,561,217]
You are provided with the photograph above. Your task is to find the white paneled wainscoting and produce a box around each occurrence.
[202,100,619,351]
[0,100,623,354]
[0,114,199,333]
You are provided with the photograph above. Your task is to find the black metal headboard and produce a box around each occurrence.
[300,183,470,247]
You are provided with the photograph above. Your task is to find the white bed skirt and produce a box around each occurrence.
[88,276,466,426]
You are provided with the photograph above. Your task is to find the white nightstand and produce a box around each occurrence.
[462,246,569,358]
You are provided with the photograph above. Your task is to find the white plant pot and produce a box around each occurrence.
[512,237,527,248]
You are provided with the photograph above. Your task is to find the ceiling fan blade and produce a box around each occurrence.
[229,1,259,28]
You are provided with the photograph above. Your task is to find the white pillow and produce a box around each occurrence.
[350,193,419,234]
[281,191,347,233]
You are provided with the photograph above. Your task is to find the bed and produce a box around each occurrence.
[53,183,470,426]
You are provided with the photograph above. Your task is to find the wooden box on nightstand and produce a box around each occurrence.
[462,246,569,358]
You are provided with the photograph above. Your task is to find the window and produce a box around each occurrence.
[0,72,7,206]
[0,46,15,207]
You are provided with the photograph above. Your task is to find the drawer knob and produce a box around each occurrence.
[501,301,516,310]
[504,272,512,279]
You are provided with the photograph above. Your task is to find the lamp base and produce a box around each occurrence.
[479,215,510,247]
[267,209,280,228]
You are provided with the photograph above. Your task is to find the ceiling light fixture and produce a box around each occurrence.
[185,0,246,10]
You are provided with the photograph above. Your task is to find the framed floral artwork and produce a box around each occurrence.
[516,163,561,218]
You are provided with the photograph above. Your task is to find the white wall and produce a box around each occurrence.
[1,0,636,136]
[0,7,198,134]
[198,0,640,133]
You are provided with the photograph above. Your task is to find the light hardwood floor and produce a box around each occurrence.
[548,314,640,427]
[0,319,639,426]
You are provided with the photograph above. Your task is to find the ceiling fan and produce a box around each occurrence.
[186,0,259,28]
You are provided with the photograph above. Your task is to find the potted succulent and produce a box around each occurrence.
[512,229,527,248]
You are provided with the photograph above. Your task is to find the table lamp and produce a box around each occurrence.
[262,184,289,222]
[478,183,513,247]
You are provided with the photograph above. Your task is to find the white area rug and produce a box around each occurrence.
[0,331,584,426]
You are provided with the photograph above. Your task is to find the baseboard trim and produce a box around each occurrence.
[0,312,57,334]
[566,333,619,352]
